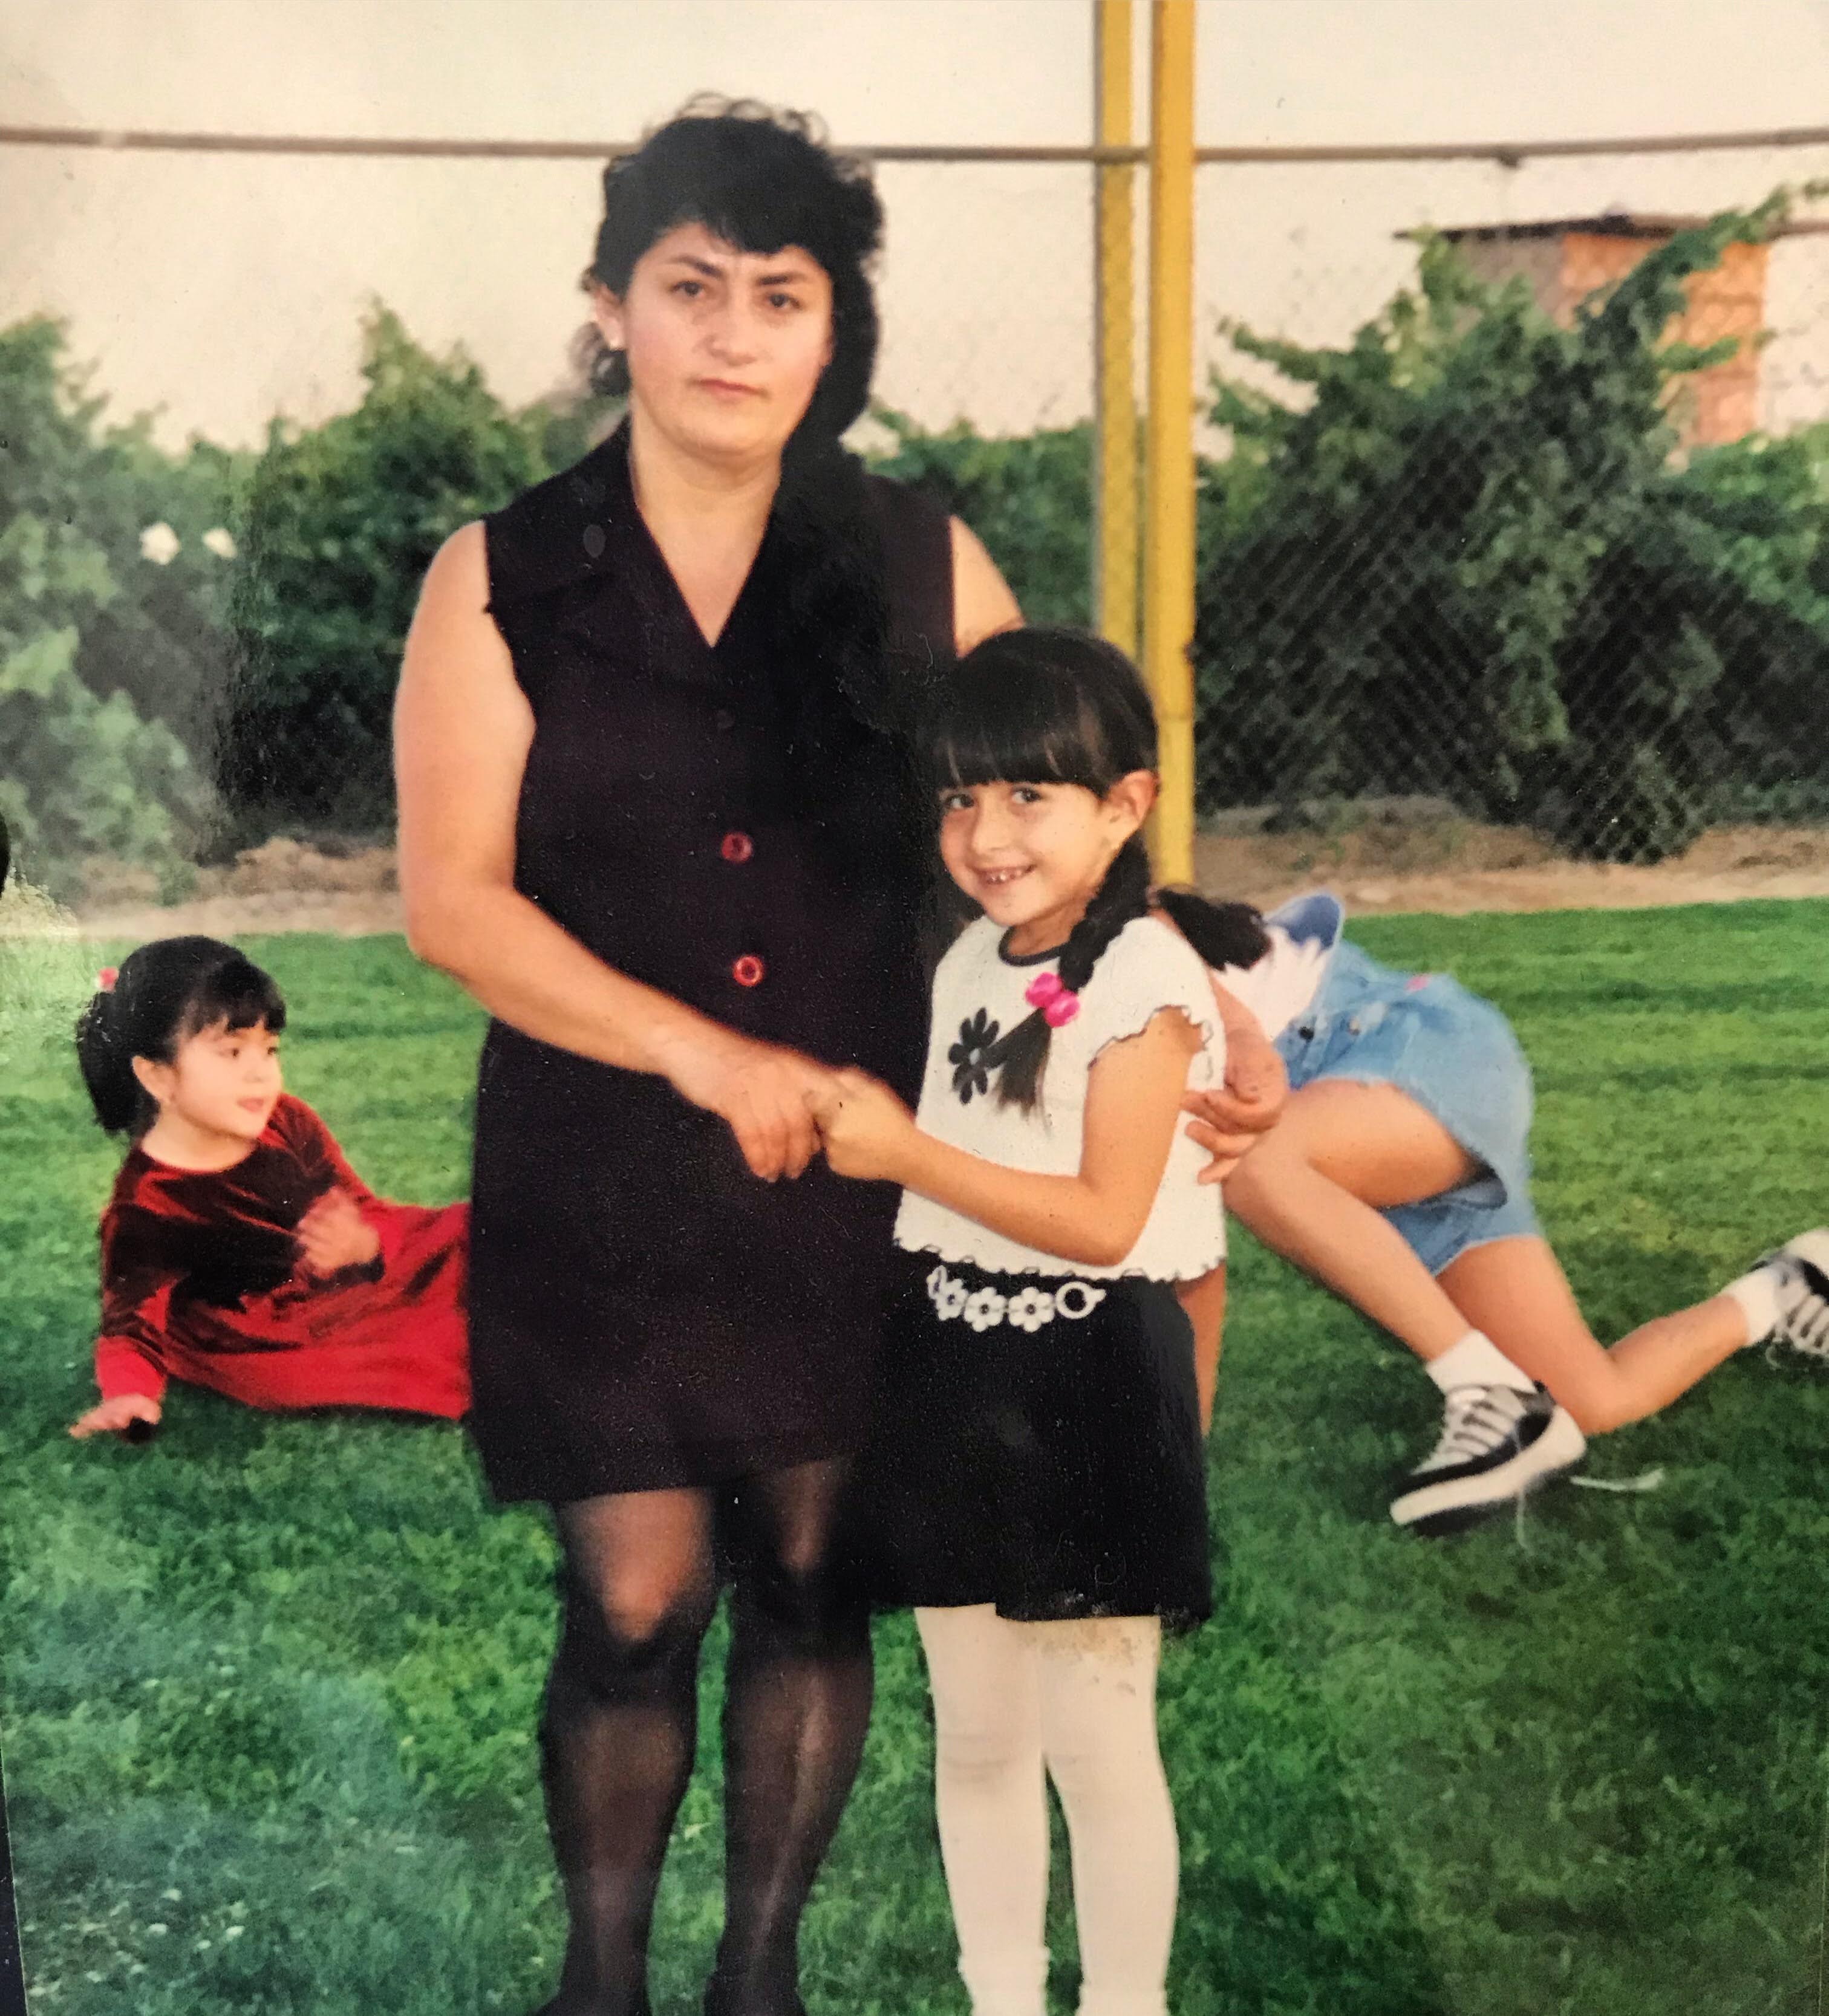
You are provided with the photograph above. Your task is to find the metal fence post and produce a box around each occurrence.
[1094,0,1139,660]
[1143,0,1197,884]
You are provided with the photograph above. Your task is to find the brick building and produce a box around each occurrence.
[1430,212,1827,444]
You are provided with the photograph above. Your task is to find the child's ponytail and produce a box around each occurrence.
[72,937,287,1139]
[75,983,140,1135]
[995,833,1153,1114]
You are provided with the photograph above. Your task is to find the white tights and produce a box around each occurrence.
[914,1604,1178,2016]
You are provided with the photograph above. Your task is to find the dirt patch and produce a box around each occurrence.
[53,822,1829,942]
[1198,819,1829,917]
[67,839,406,942]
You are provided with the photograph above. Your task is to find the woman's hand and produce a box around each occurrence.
[661,1028,841,1182]
[1183,975,1288,1183]
[295,1189,382,1276]
[808,1068,918,1183]
[70,1393,163,1440]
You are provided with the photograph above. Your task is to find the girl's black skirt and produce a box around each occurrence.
[850,1257,1214,1633]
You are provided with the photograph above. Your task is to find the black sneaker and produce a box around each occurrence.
[1389,1383,1586,1536]
[1763,1230,1829,1361]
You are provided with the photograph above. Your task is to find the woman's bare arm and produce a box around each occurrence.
[394,522,831,1179]
[950,517,1023,653]
[1185,978,1288,1179]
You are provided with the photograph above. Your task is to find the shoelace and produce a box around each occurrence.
[1776,1261,1829,1356]
[1419,1385,1533,1471]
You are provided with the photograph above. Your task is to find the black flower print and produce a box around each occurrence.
[950,1008,1002,1104]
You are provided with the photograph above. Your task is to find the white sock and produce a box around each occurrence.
[1426,1329,1536,1396]
[1721,1263,1782,1346]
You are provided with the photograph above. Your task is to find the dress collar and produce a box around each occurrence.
[482,420,641,613]
[997,929,1064,968]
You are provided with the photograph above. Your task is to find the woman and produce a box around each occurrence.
[397,98,1023,2016]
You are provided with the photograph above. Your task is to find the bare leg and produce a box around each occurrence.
[1175,1264,1227,1432]
[1439,1238,1749,1435]
[1224,1082,1753,1436]
[1222,1081,1482,1361]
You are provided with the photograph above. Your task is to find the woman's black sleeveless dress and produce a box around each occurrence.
[468,428,952,1504]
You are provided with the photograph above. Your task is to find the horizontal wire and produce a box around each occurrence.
[1,123,1827,166]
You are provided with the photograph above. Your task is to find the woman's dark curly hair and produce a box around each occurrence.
[581,96,883,444]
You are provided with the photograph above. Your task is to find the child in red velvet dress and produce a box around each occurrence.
[69,936,469,1440]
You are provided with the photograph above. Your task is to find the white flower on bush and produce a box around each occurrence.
[1006,1286,1055,1332]
[963,1286,1008,1332]
[139,522,180,565]
[201,527,237,561]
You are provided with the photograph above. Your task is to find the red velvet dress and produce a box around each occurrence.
[93,1094,470,1419]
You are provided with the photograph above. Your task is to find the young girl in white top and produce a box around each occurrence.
[813,628,1263,2016]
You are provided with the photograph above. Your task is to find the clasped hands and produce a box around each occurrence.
[294,1188,382,1276]
[680,1022,1285,1186]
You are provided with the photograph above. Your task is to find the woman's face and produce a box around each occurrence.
[596,221,835,466]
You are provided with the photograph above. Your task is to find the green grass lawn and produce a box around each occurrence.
[2,903,1827,2015]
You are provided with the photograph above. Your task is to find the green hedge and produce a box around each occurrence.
[1193,201,1829,860]
[0,320,217,896]
[222,309,552,834]
[7,210,1828,880]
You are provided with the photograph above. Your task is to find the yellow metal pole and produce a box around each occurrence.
[1143,0,1196,885]
[1094,0,1138,659]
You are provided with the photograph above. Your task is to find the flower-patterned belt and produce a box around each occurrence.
[924,1263,1109,1333]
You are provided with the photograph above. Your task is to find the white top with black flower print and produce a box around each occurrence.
[893,914,1226,1280]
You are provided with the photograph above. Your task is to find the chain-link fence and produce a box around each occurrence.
[5,127,1828,868]
[873,138,1829,863]
[1184,140,1829,862]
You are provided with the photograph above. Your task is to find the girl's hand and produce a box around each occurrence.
[662,1029,838,1182]
[809,1068,917,1183]
[296,1188,382,1276]
[70,1393,163,1440]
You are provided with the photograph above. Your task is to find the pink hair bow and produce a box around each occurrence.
[1023,971,1080,1027]
[96,967,119,992]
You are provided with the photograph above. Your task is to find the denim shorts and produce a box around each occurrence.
[1273,938,1541,1275]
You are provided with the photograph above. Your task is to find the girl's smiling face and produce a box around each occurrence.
[938,772,1156,957]
[594,222,835,466]
[132,1019,282,1164]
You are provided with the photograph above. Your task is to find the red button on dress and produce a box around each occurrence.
[720,830,755,864]
[732,954,766,988]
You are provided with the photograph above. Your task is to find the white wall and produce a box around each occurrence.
[3,0,1826,447]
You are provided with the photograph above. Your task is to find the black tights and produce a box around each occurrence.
[535,1457,872,2016]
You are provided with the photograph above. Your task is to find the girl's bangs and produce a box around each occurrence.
[182,960,288,1039]
[928,684,1110,794]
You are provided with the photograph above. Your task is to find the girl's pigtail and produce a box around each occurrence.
[996,834,1153,1114]
[76,983,140,1136]
[1152,887,1271,972]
